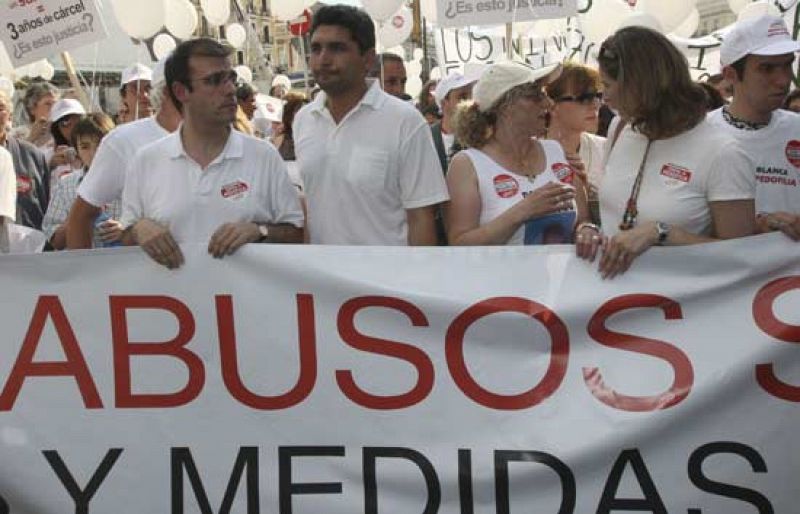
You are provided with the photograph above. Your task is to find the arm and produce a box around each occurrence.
[406,205,439,246]
[445,153,575,245]
[755,211,800,241]
[207,222,304,258]
[65,196,101,249]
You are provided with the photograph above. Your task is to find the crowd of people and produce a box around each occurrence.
[0,6,798,277]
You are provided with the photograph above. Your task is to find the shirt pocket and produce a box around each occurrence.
[348,146,389,193]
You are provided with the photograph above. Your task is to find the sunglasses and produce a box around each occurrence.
[556,92,603,104]
[191,69,238,88]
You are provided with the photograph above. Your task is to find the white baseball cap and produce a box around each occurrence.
[48,98,86,123]
[434,72,478,108]
[271,74,291,90]
[121,63,153,86]
[721,15,800,67]
[472,61,561,112]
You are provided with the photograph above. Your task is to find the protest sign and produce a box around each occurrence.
[1,0,108,68]
[0,236,798,512]
[436,0,577,29]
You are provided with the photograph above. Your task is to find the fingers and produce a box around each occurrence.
[575,230,603,261]
[767,214,800,241]
[208,223,254,258]
[599,238,633,280]
[135,220,183,269]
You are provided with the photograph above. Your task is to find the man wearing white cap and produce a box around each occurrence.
[270,74,291,99]
[708,14,800,240]
[65,57,182,249]
[120,63,153,121]
[294,5,448,245]
[0,146,46,253]
[431,72,478,173]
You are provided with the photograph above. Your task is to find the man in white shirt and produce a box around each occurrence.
[121,38,304,269]
[0,146,46,253]
[120,63,154,121]
[65,58,183,249]
[293,4,448,245]
[708,14,800,240]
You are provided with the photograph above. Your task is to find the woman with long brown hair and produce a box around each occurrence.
[577,26,756,278]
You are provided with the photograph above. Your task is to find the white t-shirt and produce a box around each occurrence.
[121,129,304,244]
[78,116,169,207]
[293,80,449,245]
[464,140,577,245]
[708,108,800,215]
[600,118,755,237]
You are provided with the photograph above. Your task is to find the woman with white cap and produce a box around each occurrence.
[578,27,756,279]
[47,98,85,183]
[446,61,590,246]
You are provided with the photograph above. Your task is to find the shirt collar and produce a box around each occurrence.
[168,125,244,162]
[310,78,387,116]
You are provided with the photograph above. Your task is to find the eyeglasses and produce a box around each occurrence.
[556,92,603,104]
[191,70,238,88]
[58,116,78,127]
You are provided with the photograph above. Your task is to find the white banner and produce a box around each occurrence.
[0,236,799,512]
[0,0,108,68]
[436,0,577,29]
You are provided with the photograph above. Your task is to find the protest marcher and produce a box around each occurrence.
[65,59,182,249]
[17,81,59,149]
[294,4,448,246]
[545,61,606,225]
[708,14,800,240]
[47,98,85,182]
[270,74,291,99]
[578,26,756,278]
[446,61,587,246]
[43,113,117,250]
[431,72,476,173]
[0,90,50,231]
[272,92,308,162]
[783,89,800,112]
[120,38,304,269]
[0,146,46,253]
[233,105,254,135]
[119,63,153,121]
[236,83,257,120]
[369,52,407,99]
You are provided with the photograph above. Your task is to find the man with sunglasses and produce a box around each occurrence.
[119,38,304,268]
[66,57,183,249]
[294,5,448,245]
[708,14,800,241]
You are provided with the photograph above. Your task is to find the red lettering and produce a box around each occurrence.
[216,294,317,409]
[0,296,102,410]
[753,276,800,401]
[584,294,693,411]
[110,296,203,408]
[445,297,569,410]
[336,296,433,409]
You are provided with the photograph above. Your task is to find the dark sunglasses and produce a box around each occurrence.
[556,92,603,104]
[191,69,238,88]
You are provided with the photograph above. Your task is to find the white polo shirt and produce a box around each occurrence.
[78,116,170,207]
[708,108,800,215]
[121,129,304,244]
[293,79,449,245]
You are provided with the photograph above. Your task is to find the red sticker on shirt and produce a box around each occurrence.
[493,174,519,198]
[551,162,575,184]
[16,176,32,195]
[660,164,692,183]
[785,140,800,168]
[221,180,249,199]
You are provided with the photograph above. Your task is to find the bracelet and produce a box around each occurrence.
[575,222,600,234]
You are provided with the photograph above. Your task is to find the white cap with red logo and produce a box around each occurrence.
[721,14,800,67]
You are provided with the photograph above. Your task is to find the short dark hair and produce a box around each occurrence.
[729,56,747,80]
[368,52,404,78]
[236,83,256,102]
[165,38,233,110]
[71,113,115,148]
[310,4,375,54]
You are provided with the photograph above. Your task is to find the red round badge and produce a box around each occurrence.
[493,174,519,198]
[551,162,575,184]
[16,176,32,195]
[786,140,800,168]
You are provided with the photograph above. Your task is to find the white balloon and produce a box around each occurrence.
[670,8,700,38]
[378,6,413,49]
[406,75,423,99]
[737,0,780,21]
[363,0,405,22]
[271,0,305,21]
[235,65,253,84]
[40,61,55,81]
[153,33,177,60]
[727,0,752,14]
[226,23,247,49]
[111,0,166,39]
[635,0,695,34]
[620,12,665,32]
[578,0,632,47]
[165,0,198,40]
[200,0,230,26]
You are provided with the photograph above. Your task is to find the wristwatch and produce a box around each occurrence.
[256,224,269,242]
[655,221,670,245]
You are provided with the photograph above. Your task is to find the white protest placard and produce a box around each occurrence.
[436,0,577,29]
[0,0,108,68]
[0,236,799,512]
